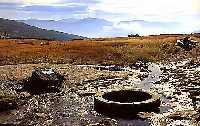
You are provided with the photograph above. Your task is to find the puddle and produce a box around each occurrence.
[118,119,150,126]
[140,63,162,90]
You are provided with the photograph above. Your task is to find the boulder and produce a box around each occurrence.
[24,68,64,94]
[176,37,199,50]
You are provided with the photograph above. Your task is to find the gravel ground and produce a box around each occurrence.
[0,59,200,126]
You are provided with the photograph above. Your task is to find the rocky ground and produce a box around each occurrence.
[0,58,200,126]
[150,59,200,126]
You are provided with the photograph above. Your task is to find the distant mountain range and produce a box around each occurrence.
[1,17,196,39]
[19,18,113,38]
[194,30,200,33]
[0,18,83,40]
[19,18,185,37]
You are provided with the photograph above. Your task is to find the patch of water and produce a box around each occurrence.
[140,63,162,90]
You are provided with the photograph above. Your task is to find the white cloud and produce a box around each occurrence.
[88,0,200,35]
[192,0,200,11]
[0,0,21,3]
[1,0,199,20]
[115,22,183,35]
[23,0,63,5]
[89,0,199,22]
[0,0,65,6]
[0,0,199,36]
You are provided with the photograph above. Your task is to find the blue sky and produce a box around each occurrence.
[0,0,200,36]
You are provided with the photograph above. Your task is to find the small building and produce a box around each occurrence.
[128,34,140,37]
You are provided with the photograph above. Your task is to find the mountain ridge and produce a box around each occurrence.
[19,18,185,37]
[0,18,83,40]
[19,18,113,37]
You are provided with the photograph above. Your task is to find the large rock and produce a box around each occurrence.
[176,37,199,50]
[24,68,64,94]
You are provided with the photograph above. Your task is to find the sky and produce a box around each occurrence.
[0,0,200,36]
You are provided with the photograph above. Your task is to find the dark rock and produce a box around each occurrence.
[23,68,64,94]
[176,37,199,50]
[173,91,181,95]
[108,65,123,71]
[0,91,18,111]
[166,95,173,99]
[0,99,17,112]
[161,77,169,82]
[140,67,148,72]
[130,61,147,70]
[168,113,190,120]
[160,67,170,73]
[137,73,149,80]
[154,80,161,84]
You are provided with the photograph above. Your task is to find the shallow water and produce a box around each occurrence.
[140,63,162,90]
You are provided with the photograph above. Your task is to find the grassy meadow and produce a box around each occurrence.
[0,35,199,65]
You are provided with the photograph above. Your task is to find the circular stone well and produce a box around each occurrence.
[94,89,160,118]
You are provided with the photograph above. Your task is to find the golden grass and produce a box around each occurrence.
[0,35,199,65]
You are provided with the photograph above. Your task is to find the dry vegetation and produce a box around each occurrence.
[0,35,199,65]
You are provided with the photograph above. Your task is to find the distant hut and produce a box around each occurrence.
[128,34,140,37]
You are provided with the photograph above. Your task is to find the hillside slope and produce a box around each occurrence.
[20,18,113,37]
[0,18,83,40]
